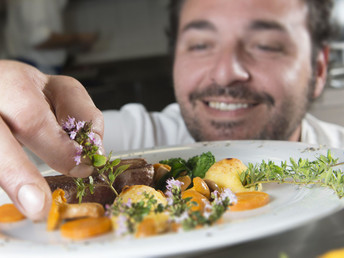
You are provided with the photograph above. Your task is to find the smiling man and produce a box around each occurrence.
[0,0,343,220]
[102,0,343,150]
[172,0,329,142]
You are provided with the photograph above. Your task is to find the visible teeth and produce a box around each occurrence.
[208,102,249,111]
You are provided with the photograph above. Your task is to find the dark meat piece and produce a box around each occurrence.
[45,158,155,206]
[45,175,115,206]
[114,164,154,193]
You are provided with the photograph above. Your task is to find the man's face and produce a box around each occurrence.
[173,0,325,141]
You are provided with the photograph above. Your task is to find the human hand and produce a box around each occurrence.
[0,60,104,221]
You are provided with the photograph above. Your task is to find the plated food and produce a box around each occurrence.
[0,141,344,258]
[0,154,271,240]
[0,147,342,242]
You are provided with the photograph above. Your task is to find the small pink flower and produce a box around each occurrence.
[221,188,237,205]
[166,178,183,191]
[203,200,213,219]
[93,137,102,147]
[75,144,83,155]
[173,211,189,224]
[88,132,102,147]
[70,131,77,140]
[62,116,76,130]
[74,155,81,165]
[76,121,86,131]
[115,215,128,237]
[125,198,132,208]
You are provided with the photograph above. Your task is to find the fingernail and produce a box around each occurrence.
[18,184,46,216]
[69,163,94,178]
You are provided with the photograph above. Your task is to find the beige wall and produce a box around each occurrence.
[65,0,169,64]
[309,88,344,126]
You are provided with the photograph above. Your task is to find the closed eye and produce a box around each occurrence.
[188,43,211,52]
[257,44,283,52]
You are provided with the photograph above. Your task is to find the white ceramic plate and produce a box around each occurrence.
[1,140,344,258]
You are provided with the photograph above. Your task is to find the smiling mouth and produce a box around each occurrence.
[206,101,257,111]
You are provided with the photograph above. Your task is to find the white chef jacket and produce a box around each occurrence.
[103,103,344,152]
[4,0,67,73]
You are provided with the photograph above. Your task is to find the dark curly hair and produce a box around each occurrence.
[167,0,336,62]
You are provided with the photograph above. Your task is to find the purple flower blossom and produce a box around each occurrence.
[166,178,183,191]
[212,188,237,205]
[221,188,237,205]
[62,116,76,131]
[75,144,83,154]
[74,155,81,165]
[166,196,173,206]
[76,121,86,131]
[88,131,95,140]
[125,198,132,208]
[93,137,102,147]
[88,131,102,147]
[74,144,83,165]
[203,200,213,219]
[173,211,189,224]
[115,215,128,237]
[69,131,77,140]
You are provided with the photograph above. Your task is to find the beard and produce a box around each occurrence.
[178,79,315,142]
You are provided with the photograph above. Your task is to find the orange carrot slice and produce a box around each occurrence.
[230,191,269,211]
[0,203,25,223]
[47,189,67,231]
[60,217,112,240]
[182,189,210,212]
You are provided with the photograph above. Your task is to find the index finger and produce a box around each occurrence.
[0,63,103,177]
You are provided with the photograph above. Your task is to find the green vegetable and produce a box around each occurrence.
[187,152,216,178]
[158,152,215,190]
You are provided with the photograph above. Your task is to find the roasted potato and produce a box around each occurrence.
[117,185,167,206]
[204,158,261,193]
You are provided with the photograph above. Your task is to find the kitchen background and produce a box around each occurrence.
[0,0,343,126]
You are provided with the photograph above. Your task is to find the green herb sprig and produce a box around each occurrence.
[62,116,130,202]
[108,178,235,236]
[240,150,344,198]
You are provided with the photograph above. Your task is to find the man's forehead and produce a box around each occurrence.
[179,0,308,34]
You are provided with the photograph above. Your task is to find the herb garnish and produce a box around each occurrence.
[240,151,344,198]
[108,178,236,236]
[62,116,130,202]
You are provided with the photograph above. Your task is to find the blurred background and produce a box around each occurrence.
[0,0,343,126]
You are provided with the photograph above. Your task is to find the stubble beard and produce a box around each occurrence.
[178,80,314,142]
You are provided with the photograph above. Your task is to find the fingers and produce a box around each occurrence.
[0,116,51,221]
[0,61,105,220]
[0,61,104,177]
[45,75,104,142]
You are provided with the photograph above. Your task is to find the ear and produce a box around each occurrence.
[312,46,329,99]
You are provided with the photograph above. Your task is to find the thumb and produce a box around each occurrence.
[0,118,51,221]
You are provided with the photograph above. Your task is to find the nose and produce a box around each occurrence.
[209,49,250,86]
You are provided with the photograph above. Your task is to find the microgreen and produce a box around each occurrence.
[62,116,130,202]
[240,150,344,198]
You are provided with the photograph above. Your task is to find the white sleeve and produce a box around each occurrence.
[301,113,344,148]
[102,103,194,153]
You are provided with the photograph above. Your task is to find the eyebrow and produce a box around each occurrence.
[181,20,216,33]
[180,19,287,35]
[248,20,287,33]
